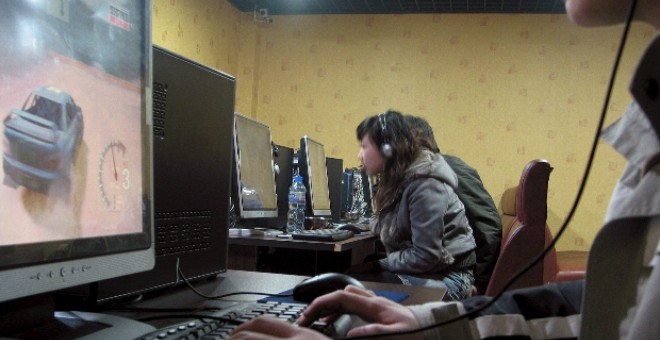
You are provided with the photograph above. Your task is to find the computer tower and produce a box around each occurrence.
[326,157,344,223]
[147,45,234,287]
[273,145,295,227]
[62,45,235,303]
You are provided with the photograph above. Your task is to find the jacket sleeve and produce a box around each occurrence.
[406,281,583,339]
[408,301,475,339]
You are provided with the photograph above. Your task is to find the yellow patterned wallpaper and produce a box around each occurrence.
[152,0,655,252]
[152,0,240,75]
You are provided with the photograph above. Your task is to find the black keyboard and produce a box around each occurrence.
[291,229,354,242]
[134,301,352,339]
[334,222,371,232]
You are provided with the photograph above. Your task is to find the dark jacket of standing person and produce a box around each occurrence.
[406,115,502,293]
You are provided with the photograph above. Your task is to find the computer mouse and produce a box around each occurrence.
[293,272,366,303]
[337,224,363,234]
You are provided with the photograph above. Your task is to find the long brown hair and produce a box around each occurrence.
[356,110,418,214]
[406,115,441,153]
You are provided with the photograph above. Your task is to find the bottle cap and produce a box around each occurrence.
[293,175,303,183]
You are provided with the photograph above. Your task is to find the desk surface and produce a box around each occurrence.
[133,270,445,309]
[228,231,377,252]
[109,270,446,334]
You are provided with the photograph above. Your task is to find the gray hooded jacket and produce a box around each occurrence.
[376,150,476,278]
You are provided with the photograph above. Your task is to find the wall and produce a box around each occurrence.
[152,0,240,76]
[152,0,655,252]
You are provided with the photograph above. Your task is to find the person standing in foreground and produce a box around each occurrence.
[351,110,477,301]
[230,0,660,338]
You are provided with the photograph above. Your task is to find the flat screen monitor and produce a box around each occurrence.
[232,113,278,219]
[238,143,293,231]
[0,1,153,337]
[341,167,373,220]
[298,136,332,217]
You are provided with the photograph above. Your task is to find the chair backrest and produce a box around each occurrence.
[485,159,555,296]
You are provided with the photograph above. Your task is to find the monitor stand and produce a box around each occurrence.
[0,294,155,339]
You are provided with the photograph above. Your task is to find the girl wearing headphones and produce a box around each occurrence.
[355,109,476,301]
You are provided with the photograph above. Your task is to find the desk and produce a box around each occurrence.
[228,233,377,275]
[121,270,446,327]
[45,270,445,339]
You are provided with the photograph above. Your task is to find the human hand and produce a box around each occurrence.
[229,315,330,340]
[296,285,420,338]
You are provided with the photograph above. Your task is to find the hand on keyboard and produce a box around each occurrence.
[229,286,422,339]
[296,285,420,338]
[134,301,351,339]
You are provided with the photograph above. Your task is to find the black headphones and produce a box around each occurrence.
[378,112,393,158]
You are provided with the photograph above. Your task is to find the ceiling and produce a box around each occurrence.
[227,0,567,15]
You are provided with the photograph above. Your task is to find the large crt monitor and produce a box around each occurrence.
[0,0,153,337]
[298,136,332,217]
[232,113,278,220]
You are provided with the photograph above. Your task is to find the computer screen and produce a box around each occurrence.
[0,0,153,336]
[298,136,332,217]
[232,113,278,220]
[341,167,373,220]
[359,167,374,218]
[237,143,293,231]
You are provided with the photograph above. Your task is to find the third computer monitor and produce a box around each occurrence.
[298,136,332,217]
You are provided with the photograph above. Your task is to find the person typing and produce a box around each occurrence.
[229,0,660,338]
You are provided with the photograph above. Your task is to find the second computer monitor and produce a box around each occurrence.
[298,136,332,217]
[232,113,278,219]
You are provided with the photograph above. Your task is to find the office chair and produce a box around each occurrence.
[484,159,556,296]
[545,235,588,283]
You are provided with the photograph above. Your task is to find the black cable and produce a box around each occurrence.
[472,0,639,309]
[177,265,294,300]
[341,1,640,338]
[91,264,296,321]
[95,265,299,329]
[483,0,639,304]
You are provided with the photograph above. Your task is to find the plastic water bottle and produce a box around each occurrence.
[286,175,306,233]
